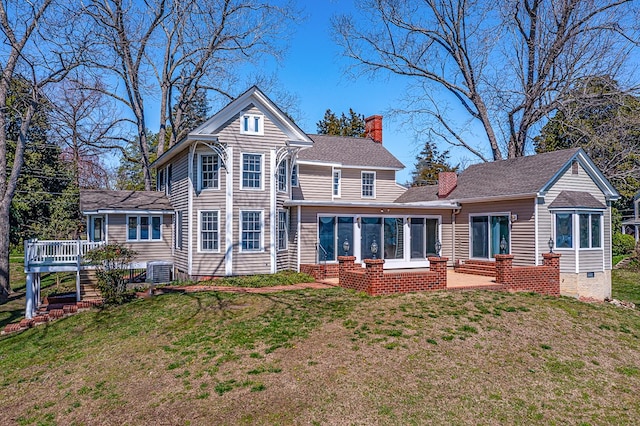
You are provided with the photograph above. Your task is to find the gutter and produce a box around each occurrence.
[284,200,460,210]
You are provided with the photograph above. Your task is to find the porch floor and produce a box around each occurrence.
[318,269,497,290]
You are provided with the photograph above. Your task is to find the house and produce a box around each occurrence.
[621,193,640,242]
[23,86,619,318]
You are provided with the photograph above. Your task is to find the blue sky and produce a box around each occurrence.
[264,0,425,184]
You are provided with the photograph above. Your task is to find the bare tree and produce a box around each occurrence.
[333,0,640,161]
[49,77,126,190]
[82,0,297,190]
[0,0,85,299]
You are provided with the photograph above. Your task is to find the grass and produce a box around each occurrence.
[176,270,316,288]
[612,267,640,306]
[1,284,640,425]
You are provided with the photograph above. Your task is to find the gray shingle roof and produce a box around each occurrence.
[548,191,606,209]
[394,185,440,203]
[299,134,404,169]
[447,148,582,200]
[80,190,174,212]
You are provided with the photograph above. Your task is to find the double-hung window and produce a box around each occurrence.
[332,169,341,198]
[127,215,161,241]
[580,213,602,248]
[199,154,219,190]
[278,210,288,251]
[361,171,375,198]
[277,160,288,192]
[241,210,263,251]
[200,211,219,252]
[242,153,262,189]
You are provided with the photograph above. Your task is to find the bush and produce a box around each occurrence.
[612,233,636,256]
[84,243,137,304]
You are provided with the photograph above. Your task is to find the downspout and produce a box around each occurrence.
[451,207,461,265]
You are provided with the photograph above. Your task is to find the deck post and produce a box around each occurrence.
[76,239,81,302]
[25,273,35,319]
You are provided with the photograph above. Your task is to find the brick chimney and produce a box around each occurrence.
[364,115,383,143]
[438,172,457,198]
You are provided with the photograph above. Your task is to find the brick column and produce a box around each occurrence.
[542,252,561,269]
[495,254,515,286]
[338,256,357,285]
[364,259,385,295]
[428,257,449,289]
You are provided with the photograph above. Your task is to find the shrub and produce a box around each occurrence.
[612,233,636,256]
[84,243,137,304]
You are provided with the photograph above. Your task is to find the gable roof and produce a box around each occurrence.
[394,148,618,204]
[153,86,313,168]
[548,191,606,209]
[298,134,404,170]
[80,190,174,214]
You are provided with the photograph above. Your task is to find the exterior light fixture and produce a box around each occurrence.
[548,237,554,253]
[371,239,379,259]
[435,240,442,257]
[342,238,350,256]
[500,236,507,254]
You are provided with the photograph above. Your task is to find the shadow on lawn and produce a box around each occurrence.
[0,290,25,330]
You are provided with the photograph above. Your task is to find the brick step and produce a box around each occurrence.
[460,260,496,267]
[454,267,496,277]
[456,263,496,272]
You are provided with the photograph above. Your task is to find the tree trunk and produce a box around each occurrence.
[0,201,11,301]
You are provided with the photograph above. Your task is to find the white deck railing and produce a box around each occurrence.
[24,239,105,268]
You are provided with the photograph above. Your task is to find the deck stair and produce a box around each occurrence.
[454,259,496,277]
[79,270,102,301]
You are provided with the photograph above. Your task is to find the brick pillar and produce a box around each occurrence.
[338,256,357,286]
[364,259,385,295]
[428,257,449,289]
[495,254,515,287]
[542,253,561,295]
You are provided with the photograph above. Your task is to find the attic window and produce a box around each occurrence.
[572,160,578,175]
[240,114,264,135]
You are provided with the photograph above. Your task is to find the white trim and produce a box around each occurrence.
[82,209,174,215]
[225,147,234,275]
[332,168,341,199]
[104,214,109,244]
[534,198,539,265]
[240,152,265,191]
[284,200,459,209]
[197,152,220,191]
[277,158,288,193]
[239,209,265,253]
[297,206,301,272]
[188,145,194,275]
[197,210,221,253]
[295,159,402,171]
[361,171,376,199]
[270,150,276,272]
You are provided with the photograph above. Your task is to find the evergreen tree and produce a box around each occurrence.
[316,108,366,137]
[411,141,458,186]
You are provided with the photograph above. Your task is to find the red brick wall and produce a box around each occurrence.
[338,256,448,296]
[495,254,560,296]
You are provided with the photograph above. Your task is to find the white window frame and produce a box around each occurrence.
[240,210,264,252]
[175,211,183,250]
[277,160,288,193]
[552,210,604,251]
[126,215,162,242]
[332,168,341,198]
[277,210,288,251]
[291,163,299,187]
[468,212,511,260]
[361,171,376,199]
[240,113,264,135]
[198,210,220,253]
[197,152,220,191]
[241,152,264,190]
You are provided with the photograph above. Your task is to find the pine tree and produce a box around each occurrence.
[411,141,458,186]
[316,108,366,137]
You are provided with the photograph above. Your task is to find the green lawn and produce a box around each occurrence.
[612,268,640,306]
[1,283,640,425]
